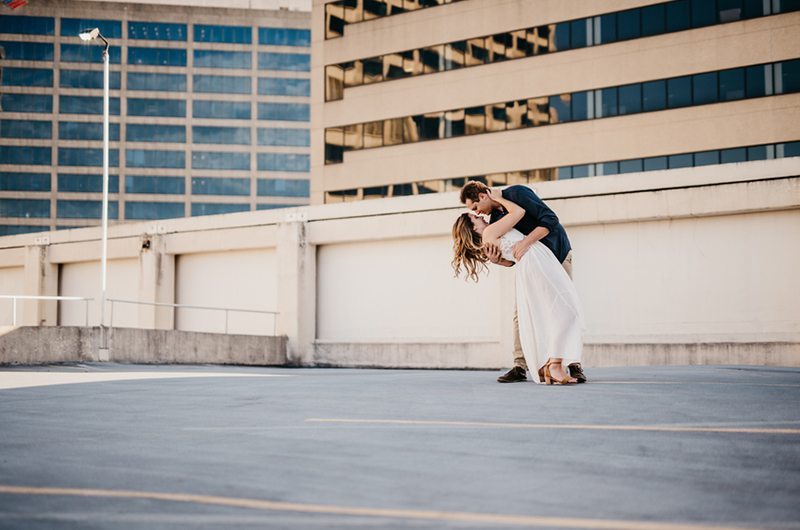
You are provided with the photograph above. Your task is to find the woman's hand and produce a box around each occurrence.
[486,188,503,203]
[512,239,532,261]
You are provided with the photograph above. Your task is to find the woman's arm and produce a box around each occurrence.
[482,189,525,245]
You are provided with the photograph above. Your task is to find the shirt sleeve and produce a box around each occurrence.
[504,186,559,232]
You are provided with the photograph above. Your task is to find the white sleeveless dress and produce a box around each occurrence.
[499,229,584,383]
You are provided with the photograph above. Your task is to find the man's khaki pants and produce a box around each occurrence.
[512,250,573,371]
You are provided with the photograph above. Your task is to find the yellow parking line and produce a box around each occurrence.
[306,418,800,435]
[0,485,758,530]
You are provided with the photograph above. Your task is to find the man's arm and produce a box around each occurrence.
[484,243,513,267]
[504,187,558,260]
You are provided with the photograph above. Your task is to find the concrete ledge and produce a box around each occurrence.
[313,341,502,369]
[584,342,800,368]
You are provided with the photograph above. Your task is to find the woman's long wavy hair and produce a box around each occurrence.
[452,213,489,282]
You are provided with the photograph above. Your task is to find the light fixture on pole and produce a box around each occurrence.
[79,27,111,361]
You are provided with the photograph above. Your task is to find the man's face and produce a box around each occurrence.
[465,192,494,215]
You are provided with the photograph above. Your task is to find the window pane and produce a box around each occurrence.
[257,103,309,121]
[746,64,770,97]
[779,59,800,94]
[617,9,641,40]
[0,146,50,165]
[0,41,54,61]
[60,95,121,115]
[781,141,800,157]
[668,153,693,168]
[570,19,590,49]
[58,147,119,167]
[363,56,383,84]
[571,91,592,121]
[571,165,592,178]
[258,128,310,147]
[127,124,186,143]
[257,179,310,197]
[363,121,383,148]
[195,74,252,95]
[126,202,185,220]
[193,126,251,145]
[0,119,52,139]
[553,23,570,52]
[258,52,311,71]
[422,44,446,72]
[619,159,643,173]
[60,69,121,89]
[719,68,745,100]
[596,13,617,44]
[259,28,311,46]
[641,4,666,36]
[0,173,51,192]
[325,127,344,163]
[0,225,49,236]
[721,147,747,163]
[693,72,718,104]
[718,0,744,22]
[549,94,571,123]
[342,123,363,150]
[195,24,251,44]
[743,0,767,17]
[667,76,692,108]
[1,94,53,113]
[257,153,310,172]
[747,145,771,160]
[528,97,550,126]
[57,200,119,219]
[128,21,186,41]
[695,150,720,166]
[61,43,122,63]
[666,0,691,32]
[443,110,465,138]
[126,176,185,194]
[194,100,251,120]
[127,98,185,117]
[126,149,185,168]
[325,64,344,101]
[128,47,187,67]
[465,106,485,134]
[505,100,528,130]
[642,80,666,111]
[644,156,668,171]
[192,177,250,196]
[0,15,54,35]
[59,121,120,141]
[0,199,50,218]
[1,67,53,87]
[486,104,505,132]
[128,72,186,92]
[191,203,249,217]
[61,18,122,39]
[192,151,250,170]
[194,50,251,69]
[58,174,119,193]
[601,162,619,175]
[258,78,310,96]
[691,0,717,27]
[598,87,618,117]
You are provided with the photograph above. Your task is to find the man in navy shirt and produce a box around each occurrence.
[460,180,586,384]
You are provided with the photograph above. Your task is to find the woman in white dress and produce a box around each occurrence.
[452,189,584,385]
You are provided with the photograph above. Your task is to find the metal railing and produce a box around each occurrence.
[107,298,279,335]
[0,295,93,327]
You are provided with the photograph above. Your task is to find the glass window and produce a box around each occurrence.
[325,64,344,101]
[666,0,691,32]
[668,76,692,108]
[486,104,506,132]
[193,74,251,94]
[195,24,251,44]
[325,3,345,39]
[193,126,251,145]
[61,18,122,39]
[60,95,121,115]
[746,64,771,97]
[556,166,572,180]
[126,149,185,169]
[128,72,186,92]
[325,127,344,163]
[127,98,185,117]
[0,15,54,35]
[571,91,592,121]
[127,124,186,143]
[619,159,644,173]
[422,44,446,72]
[57,200,119,219]
[597,87,618,117]
[1,67,53,87]
[257,128,310,147]
[1,94,52,113]
[192,151,250,170]
[257,179,310,197]
[644,156,668,171]
[641,4,666,36]
[383,52,408,79]
[718,0,745,22]
[362,56,383,84]
[58,147,120,167]
[194,50,251,69]
[781,141,800,157]
[0,199,50,218]
[259,28,311,47]
[464,106,485,135]
[719,68,745,100]
[505,100,528,130]
[257,203,295,210]
[743,0,767,17]
[721,147,747,163]
[59,121,120,141]
[61,43,121,63]
[571,165,592,178]
[192,177,250,196]
[128,21,186,41]
[642,80,666,111]
[527,97,549,126]
[552,23,570,52]
[549,94,572,123]
[693,72,719,104]
[443,110,464,138]
[257,103,309,122]
[128,47,187,67]
[0,41,53,61]
[344,123,364,149]
[668,153,693,168]
[257,153,310,172]
[191,203,249,216]
[258,78,310,96]
[258,52,311,72]
[0,119,51,139]
[58,174,119,193]
[601,162,619,175]
[617,9,641,40]
[695,150,720,166]
[126,176,185,194]
[126,201,185,220]
[0,225,49,236]
[596,13,617,44]
[691,0,717,27]
[570,19,590,49]
[747,145,772,160]
[0,173,50,192]
[778,59,800,94]
[194,100,251,120]
[363,121,383,148]
[61,69,121,89]
[506,29,531,60]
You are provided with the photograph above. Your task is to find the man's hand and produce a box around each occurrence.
[484,243,503,264]
[512,240,532,261]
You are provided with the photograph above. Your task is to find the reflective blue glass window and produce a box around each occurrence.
[666,0,691,32]
[195,24,251,44]
[128,47,187,66]
[556,167,572,179]
[782,141,800,157]
[718,0,745,22]
[0,119,51,139]
[61,18,122,39]
[747,145,770,160]
[0,15,54,35]
[128,21,186,41]
[0,199,50,218]
[258,103,309,122]
[58,147,120,167]
[194,75,251,94]
[126,149,185,168]
[619,159,644,173]
[0,225,49,236]
[192,177,250,196]
[192,151,250,170]
[600,162,619,176]
[193,100,251,120]
[596,13,617,44]
[125,201,184,220]
[1,67,53,87]
[194,50,251,69]
[571,165,592,178]
[258,78,310,96]
[552,23,570,52]
[0,173,50,192]
[667,76,692,108]
[258,28,310,47]
[0,41,53,61]
[641,4,665,36]
[571,91,592,121]
[691,0,717,27]
[59,121,120,141]
[642,80,666,111]
[126,124,186,143]
[257,178,309,197]
[58,174,119,193]
[191,203,249,216]
[257,153,309,172]
[694,72,719,105]
[126,176,184,194]
[192,126,251,145]
[257,128,310,146]
[1,94,52,113]
[598,87,618,117]
[695,150,720,166]
[745,64,770,98]
[719,68,745,100]
[57,200,119,219]
[779,59,800,94]
[258,52,311,72]
[743,0,767,17]
[60,95,121,115]
[548,94,571,124]
[644,156,668,171]
[775,0,800,12]
[60,69,121,89]
[0,146,51,165]
[127,72,186,92]
[127,98,185,117]
[668,153,693,168]
[256,204,295,210]
[721,147,747,163]
[617,9,641,40]
[570,19,590,49]
[61,43,122,64]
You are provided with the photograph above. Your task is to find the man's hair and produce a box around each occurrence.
[459,180,490,204]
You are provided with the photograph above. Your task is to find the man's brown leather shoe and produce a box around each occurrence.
[497,366,527,383]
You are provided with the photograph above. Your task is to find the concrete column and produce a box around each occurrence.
[276,216,316,365]
[136,234,175,330]
[21,239,58,326]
